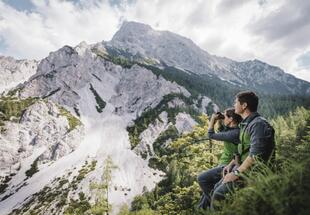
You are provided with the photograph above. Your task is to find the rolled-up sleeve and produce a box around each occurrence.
[208,128,240,144]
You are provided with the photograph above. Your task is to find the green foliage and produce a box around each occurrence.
[153,125,179,157]
[0,175,12,194]
[213,159,310,215]
[130,107,310,215]
[92,48,134,69]
[58,105,82,132]
[9,160,98,215]
[271,106,310,161]
[127,93,199,149]
[138,64,310,119]
[88,156,118,214]
[130,114,223,214]
[64,192,91,215]
[89,84,106,113]
[211,107,310,214]
[259,94,310,119]
[138,64,240,109]
[7,87,22,97]
[0,96,38,123]
[25,157,39,178]
[75,160,97,182]
[95,48,310,118]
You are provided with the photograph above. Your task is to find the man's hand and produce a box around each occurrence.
[222,172,239,183]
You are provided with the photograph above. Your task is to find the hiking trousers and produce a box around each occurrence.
[197,165,224,209]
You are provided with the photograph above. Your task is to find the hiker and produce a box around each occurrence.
[197,108,242,209]
[210,91,275,209]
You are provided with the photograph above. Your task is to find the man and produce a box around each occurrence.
[210,91,275,209]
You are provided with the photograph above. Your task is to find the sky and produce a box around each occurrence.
[0,0,309,82]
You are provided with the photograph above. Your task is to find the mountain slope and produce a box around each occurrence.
[0,56,38,94]
[107,21,310,95]
[0,21,310,215]
[0,42,206,215]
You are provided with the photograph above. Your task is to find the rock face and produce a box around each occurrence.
[0,20,309,215]
[0,56,38,94]
[0,41,196,215]
[0,100,83,177]
[108,21,310,95]
[175,112,197,134]
[20,45,190,117]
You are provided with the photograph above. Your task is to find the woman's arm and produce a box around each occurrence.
[208,128,240,144]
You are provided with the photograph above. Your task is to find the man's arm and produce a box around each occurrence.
[237,156,255,173]
[222,156,255,183]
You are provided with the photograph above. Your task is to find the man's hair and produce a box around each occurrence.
[236,91,259,112]
[225,108,242,124]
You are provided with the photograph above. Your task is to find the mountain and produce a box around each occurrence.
[0,42,207,214]
[0,56,38,94]
[108,21,310,95]
[0,21,309,215]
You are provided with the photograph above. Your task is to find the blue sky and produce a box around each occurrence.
[297,51,310,70]
[3,0,35,11]
[0,0,309,81]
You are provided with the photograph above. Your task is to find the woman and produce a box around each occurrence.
[197,108,242,209]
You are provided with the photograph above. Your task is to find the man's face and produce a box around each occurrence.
[234,98,244,115]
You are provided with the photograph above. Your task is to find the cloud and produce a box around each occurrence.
[297,51,310,69]
[0,0,121,59]
[249,0,310,48]
[0,0,309,82]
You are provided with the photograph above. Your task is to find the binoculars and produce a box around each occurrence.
[216,112,225,120]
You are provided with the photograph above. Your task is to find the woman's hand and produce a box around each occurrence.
[222,159,239,177]
[222,172,239,183]
[211,113,220,121]
[222,165,231,177]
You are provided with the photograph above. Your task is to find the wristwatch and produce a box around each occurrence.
[233,169,240,177]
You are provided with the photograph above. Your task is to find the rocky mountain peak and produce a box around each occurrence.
[108,21,310,95]
[0,56,38,94]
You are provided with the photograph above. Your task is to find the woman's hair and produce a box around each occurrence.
[225,108,242,124]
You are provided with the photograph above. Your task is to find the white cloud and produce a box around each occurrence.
[0,0,121,59]
[0,0,309,82]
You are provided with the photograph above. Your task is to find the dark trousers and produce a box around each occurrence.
[197,165,238,210]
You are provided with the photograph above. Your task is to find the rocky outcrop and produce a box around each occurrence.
[0,56,38,94]
[0,100,83,177]
[108,21,310,95]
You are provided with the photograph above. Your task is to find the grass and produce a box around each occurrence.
[58,105,82,132]
[211,159,310,215]
[0,96,38,122]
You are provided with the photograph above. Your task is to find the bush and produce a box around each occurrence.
[25,157,39,178]
[58,105,82,132]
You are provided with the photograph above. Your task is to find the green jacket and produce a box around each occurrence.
[208,126,240,165]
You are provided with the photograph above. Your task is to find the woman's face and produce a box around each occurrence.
[223,111,233,127]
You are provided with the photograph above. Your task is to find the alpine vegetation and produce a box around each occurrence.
[0,21,309,215]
